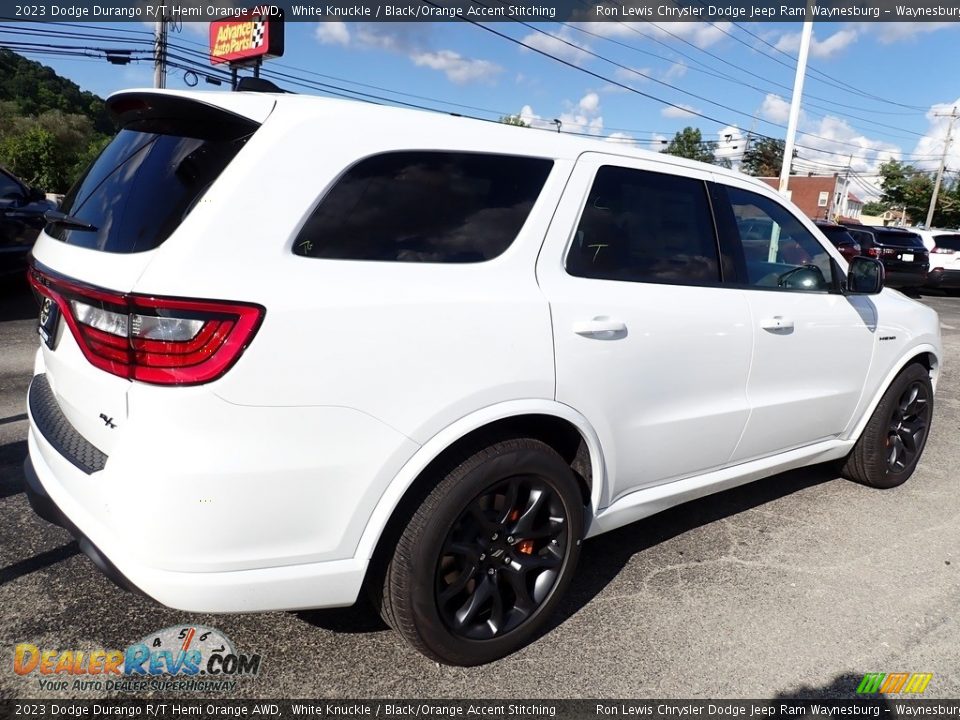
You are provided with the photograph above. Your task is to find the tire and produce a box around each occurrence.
[377,438,584,665]
[841,363,934,489]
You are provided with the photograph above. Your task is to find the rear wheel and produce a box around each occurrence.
[377,438,584,665]
[841,363,933,488]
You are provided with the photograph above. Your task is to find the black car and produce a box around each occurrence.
[814,221,861,262]
[841,225,929,290]
[0,166,56,285]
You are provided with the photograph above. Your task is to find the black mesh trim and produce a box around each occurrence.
[28,374,108,474]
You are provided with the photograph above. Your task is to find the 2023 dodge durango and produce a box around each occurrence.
[24,89,942,666]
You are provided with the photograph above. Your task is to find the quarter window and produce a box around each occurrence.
[726,186,834,292]
[565,166,720,285]
[293,151,553,263]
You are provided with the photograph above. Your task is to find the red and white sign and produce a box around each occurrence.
[209,10,284,66]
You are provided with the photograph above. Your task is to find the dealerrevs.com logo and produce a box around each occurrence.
[13,625,261,693]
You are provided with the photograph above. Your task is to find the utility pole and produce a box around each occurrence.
[925,106,958,229]
[153,18,167,89]
[778,1,814,196]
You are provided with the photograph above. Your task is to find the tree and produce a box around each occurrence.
[661,126,715,164]
[861,200,890,216]
[877,159,960,227]
[499,114,529,127]
[740,137,797,177]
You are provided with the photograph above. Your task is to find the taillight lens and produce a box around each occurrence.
[28,265,264,386]
[866,247,880,258]
[931,246,956,254]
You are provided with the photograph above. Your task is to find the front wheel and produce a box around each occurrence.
[841,363,934,488]
[377,438,584,665]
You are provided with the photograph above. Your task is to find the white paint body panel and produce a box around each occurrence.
[26,90,942,612]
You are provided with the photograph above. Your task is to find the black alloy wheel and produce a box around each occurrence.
[885,379,931,474]
[435,476,568,640]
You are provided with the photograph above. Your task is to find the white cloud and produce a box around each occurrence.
[661,104,699,119]
[410,51,501,84]
[518,92,604,135]
[315,21,350,46]
[793,115,903,179]
[605,132,635,145]
[774,29,859,59]
[662,62,687,81]
[910,98,960,172]
[611,66,650,85]
[648,133,669,151]
[579,92,600,113]
[637,21,733,49]
[520,29,592,64]
[759,94,792,124]
[857,22,956,44]
[312,23,500,85]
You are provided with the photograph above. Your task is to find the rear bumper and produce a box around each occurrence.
[23,368,419,612]
[27,428,369,611]
[882,268,928,289]
[926,268,960,289]
[23,456,144,595]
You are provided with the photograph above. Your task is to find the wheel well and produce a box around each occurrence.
[363,414,594,599]
[911,351,938,380]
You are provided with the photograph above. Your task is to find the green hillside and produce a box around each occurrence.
[0,50,113,193]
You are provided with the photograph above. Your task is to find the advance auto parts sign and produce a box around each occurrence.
[209,9,284,65]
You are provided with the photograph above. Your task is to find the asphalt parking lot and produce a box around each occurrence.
[1,284,958,701]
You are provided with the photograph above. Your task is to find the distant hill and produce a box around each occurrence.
[0,49,112,133]
[0,50,113,191]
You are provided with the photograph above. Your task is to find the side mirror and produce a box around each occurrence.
[846,256,884,295]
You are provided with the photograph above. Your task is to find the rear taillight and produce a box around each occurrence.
[931,246,956,254]
[866,247,880,258]
[28,265,264,386]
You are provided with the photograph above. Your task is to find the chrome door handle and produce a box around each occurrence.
[573,318,627,339]
[759,316,795,332]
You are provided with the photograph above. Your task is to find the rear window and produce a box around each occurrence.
[50,120,254,253]
[818,225,857,245]
[293,151,553,263]
[874,230,925,248]
[933,234,960,251]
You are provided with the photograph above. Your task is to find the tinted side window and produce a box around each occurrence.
[0,172,24,199]
[565,166,720,285]
[848,228,874,246]
[726,186,833,292]
[293,152,553,263]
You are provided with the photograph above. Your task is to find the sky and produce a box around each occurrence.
[7,19,960,200]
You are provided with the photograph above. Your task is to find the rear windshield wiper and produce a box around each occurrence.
[44,209,98,232]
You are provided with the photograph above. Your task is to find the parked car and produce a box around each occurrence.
[0,166,56,285]
[841,224,929,290]
[814,220,861,262]
[24,89,942,666]
[911,228,960,290]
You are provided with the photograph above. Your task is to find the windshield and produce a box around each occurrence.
[50,123,253,253]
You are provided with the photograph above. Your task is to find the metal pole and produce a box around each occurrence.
[778,6,814,196]
[925,106,957,229]
[153,19,167,89]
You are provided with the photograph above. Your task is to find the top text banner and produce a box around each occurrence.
[3,0,960,22]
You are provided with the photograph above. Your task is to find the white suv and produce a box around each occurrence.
[912,227,960,290]
[25,89,942,665]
